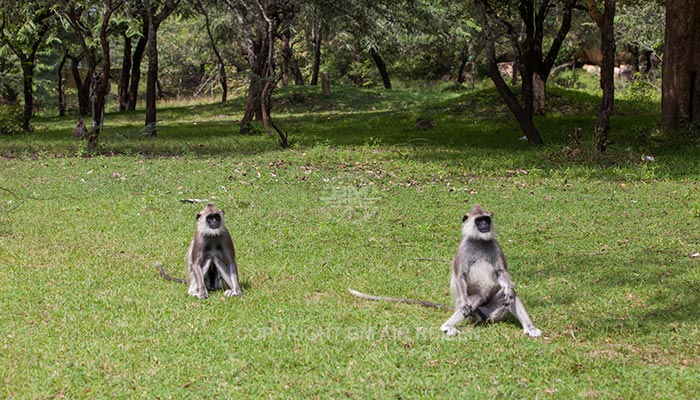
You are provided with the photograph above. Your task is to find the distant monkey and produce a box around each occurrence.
[158,203,243,298]
[73,118,87,139]
[349,204,541,337]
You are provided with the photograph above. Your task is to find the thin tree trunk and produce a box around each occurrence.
[586,0,616,153]
[119,34,132,112]
[280,28,305,86]
[200,2,227,101]
[475,0,542,146]
[57,53,67,117]
[69,55,90,116]
[144,18,159,135]
[20,62,34,131]
[457,46,468,84]
[533,73,546,115]
[310,26,322,85]
[532,0,575,116]
[369,47,391,89]
[127,21,148,111]
[518,1,534,119]
[291,56,305,85]
[280,30,291,86]
[143,1,177,135]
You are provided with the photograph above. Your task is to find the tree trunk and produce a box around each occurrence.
[20,62,35,131]
[201,3,227,101]
[144,19,159,135]
[280,30,291,86]
[628,44,640,75]
[119,34,132,112]
[518,1,535,119]
[310,28,322,86]
[280,29,305,86]
[321,72,331,96]
[369,47,392,89]
[291,57,305,85]
[475,0,542,146]
[457,45,471,84]
[533,73,546,115]
[58,53,67,117]
[69,55,91,116]
[586,0,616,153]
[662,0,700,130]
[143,1,178,135]
[127,23,148,111]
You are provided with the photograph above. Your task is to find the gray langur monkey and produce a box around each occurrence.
[441,204,541,337]
[349,204,541,337]
[157,203,243,299]
[73,118,87,139]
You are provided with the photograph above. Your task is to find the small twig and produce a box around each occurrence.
[393,138,431,147]
[412,257,452,262]
[1,186,82,214]
[180,198,208,204]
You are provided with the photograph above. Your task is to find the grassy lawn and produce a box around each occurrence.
[1,84,699,398]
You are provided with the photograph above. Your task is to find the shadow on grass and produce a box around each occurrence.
[534,249,700,338]
[4,84,698,181]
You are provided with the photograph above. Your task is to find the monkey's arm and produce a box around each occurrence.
[494,248,515,306]
[220,234,243,296]
[213,257,243,297]
[441,257,473,336]
[189,257,211,299]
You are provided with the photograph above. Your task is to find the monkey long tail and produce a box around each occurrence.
[348,288,452,311]
[156,262,188,284]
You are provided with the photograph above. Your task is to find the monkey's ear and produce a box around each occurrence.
[196,213,201,220]
[462,214,469,222]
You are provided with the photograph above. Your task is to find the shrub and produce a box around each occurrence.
[0,105,25,135]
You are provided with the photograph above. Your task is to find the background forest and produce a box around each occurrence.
[1,0,669,144]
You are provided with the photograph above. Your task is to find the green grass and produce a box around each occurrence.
[1,84,699,398]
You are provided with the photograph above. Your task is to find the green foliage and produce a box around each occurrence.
[624,73,660,101]
[615,2,665,52]
[0,105,25,135]
[551,68,602,94]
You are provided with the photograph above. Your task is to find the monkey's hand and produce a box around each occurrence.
[502,285,515,307]
[224,288,243,297]
[524,326,542,338]
[440,324,459,337]
[460,302,474,317]
[197,287,210,299]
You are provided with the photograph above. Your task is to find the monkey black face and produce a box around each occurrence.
[463,214,492,233]
[205,213,221,229]
[474,216,491,233]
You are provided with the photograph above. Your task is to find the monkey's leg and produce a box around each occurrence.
[189,258,211,299]
[481,287,513,323]
[509,295,541,337]
[440,294,485,336]
[213,258,243,297]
